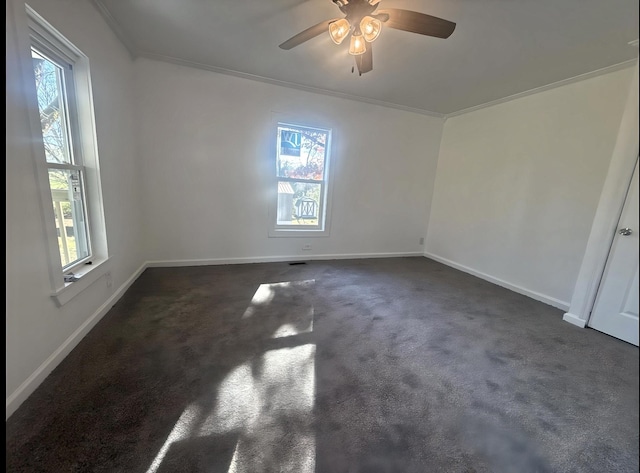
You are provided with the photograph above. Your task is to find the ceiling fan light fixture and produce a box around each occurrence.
[329,19,351,45]
[360,16,381,42]
[279,0,457,75]
[348,32,367,55]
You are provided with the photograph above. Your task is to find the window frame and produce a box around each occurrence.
[23,6,110,306]
[30,44,94,271]
[268,115,335,238]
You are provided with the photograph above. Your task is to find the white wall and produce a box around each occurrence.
[6,0,143,417]
[7,0,632,421]
[134,58,444,263]
[426,67,635,308]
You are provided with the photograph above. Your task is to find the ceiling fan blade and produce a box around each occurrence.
[279,19,339,50]
[377,8,456,38]
[372,12,390,22]
[355,45,373,75]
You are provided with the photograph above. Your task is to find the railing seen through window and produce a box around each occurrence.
[275,123,331,231]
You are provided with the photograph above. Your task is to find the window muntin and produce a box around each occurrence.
[275,123,331,230]
[31,47,92,271]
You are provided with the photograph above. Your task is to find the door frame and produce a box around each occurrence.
[564,60,639,328]
[587,158,638,338]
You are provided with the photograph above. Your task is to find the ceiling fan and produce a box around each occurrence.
[278,0,456,75]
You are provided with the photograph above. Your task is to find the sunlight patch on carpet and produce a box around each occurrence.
[242,280,315,322]
[146,342,316,472]
[145,403,203,473]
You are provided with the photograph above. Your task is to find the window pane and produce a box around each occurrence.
[49,169,90,268]
[32,49,73,164]
[277,125,327,180]
[277,181,322,226]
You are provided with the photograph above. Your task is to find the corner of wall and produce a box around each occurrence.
[423,116,448,254]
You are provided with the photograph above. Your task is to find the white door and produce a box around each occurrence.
[588,158,639,346]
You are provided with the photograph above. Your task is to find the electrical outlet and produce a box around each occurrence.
[106,271,113,288]
[302,244,312,251]
[419,237,425,245]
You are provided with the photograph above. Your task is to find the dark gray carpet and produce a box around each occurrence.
[6,257,639,473]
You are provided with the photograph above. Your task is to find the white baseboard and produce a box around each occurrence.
[146,251,424,267]
[5,262,148,420]
[13,250,540,419]
[562,312,588,328]
[423,252,570,311]
[7,251,422,418]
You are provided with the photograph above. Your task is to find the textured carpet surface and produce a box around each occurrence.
[6,257,639,473]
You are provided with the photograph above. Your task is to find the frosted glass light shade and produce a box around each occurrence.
[348,33,367,55]
[329,19,351,45]
[360,16,381,42]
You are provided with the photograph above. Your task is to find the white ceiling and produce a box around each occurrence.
[94,0,639,115]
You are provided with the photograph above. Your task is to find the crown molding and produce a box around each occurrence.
[445,59,638,118]
[88,0,638,120]
[90,0,443,116]
[136,52,446,118]
[90,0,137,59]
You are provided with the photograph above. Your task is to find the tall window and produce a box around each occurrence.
[31,47,91,270]
[272,122,332,235]
[26,5,108,305]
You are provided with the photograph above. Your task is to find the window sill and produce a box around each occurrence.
[51,257,111,307]
[268,228,330,238]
